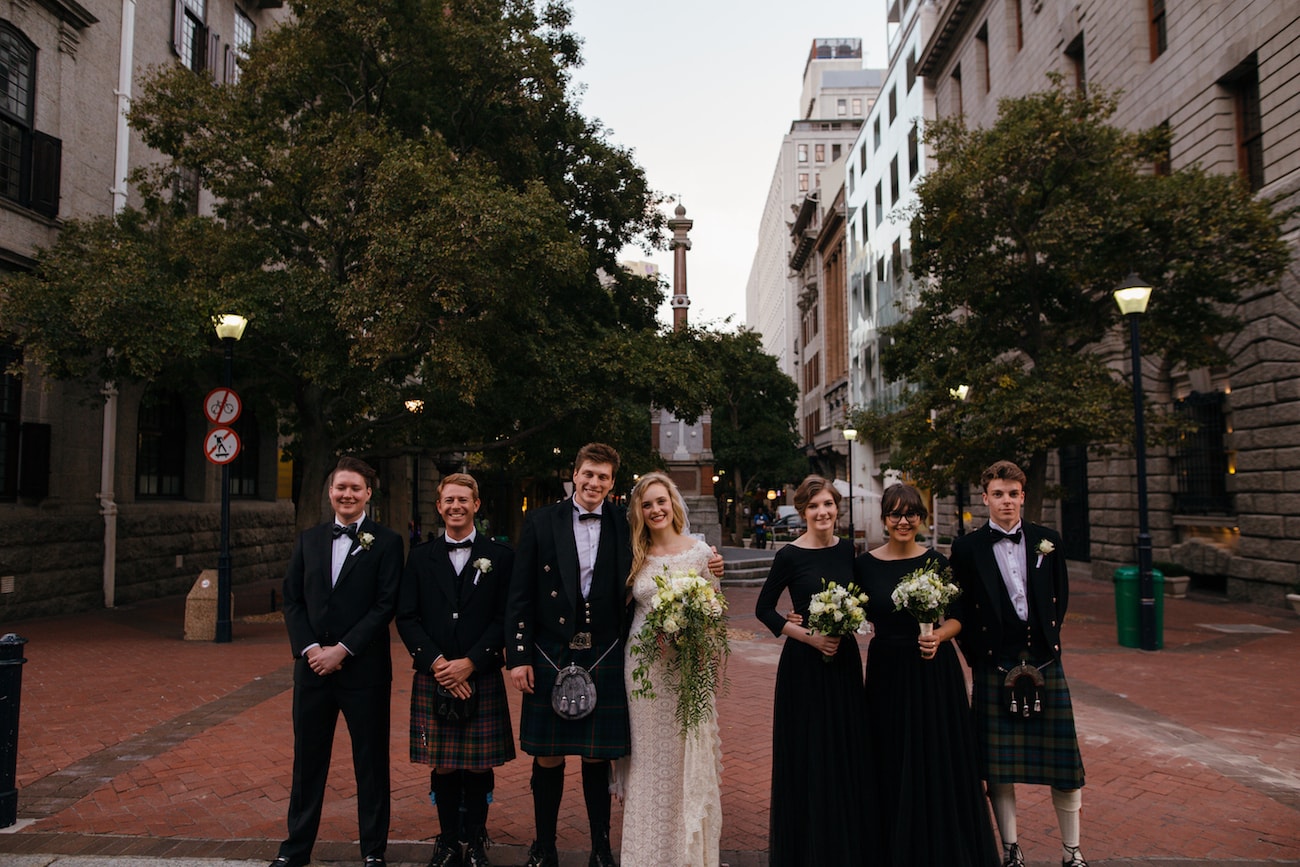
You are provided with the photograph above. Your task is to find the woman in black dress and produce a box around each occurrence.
[756,476,873,866]
[856,484,999,867]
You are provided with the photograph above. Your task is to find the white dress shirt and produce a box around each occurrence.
[991,522,1029,621]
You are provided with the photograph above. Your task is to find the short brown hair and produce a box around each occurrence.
[438,472,480,500]
[793,475,841,516]
[574,442,620,476]
[331,455,378,490]
[881,483,928,521]
[980,460,1027,491]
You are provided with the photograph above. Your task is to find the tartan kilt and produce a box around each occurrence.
[409,668,516,770]
[518,638,630,759]
[972,659,1085,789]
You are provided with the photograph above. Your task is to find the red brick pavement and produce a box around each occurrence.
[1,567,1298,865]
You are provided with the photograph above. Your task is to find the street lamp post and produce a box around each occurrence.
[213,314,247,644]
[949,384,971,536]
[842,427,857,550]
[1114,274,1158,652]
[405,399,425,544]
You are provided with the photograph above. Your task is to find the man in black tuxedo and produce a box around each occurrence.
[271,456,402,867]
[950,460,1088,867]
[505,443,721,867]
[396,472,516,867]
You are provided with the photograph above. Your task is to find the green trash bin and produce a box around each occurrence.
[1113,566,1164,649]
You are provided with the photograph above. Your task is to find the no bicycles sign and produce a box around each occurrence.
[204,387,242,425]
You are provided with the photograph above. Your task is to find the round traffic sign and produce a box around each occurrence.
[204,387,242,425]
[204,426,241,465]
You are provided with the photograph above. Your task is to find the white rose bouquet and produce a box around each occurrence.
[891,564,961,634]
[806,579,871,662]
[629,566,730,735]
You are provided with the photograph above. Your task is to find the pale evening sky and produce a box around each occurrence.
[566,0,891,331]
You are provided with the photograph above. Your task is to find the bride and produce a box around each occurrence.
[619,472,723,867]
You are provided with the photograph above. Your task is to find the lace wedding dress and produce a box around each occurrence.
[620,539,723,867]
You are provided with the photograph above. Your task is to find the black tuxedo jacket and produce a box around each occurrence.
[282,516,403,688]
[949,521,1068,668]
[503,498,632,669]
[396,533,515,674]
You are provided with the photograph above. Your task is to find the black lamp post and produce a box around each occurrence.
[949,384,971,536]
[405,399,425,544]
[842,427,857,550]
[1114,274,1158,652]
[213,314,247,644]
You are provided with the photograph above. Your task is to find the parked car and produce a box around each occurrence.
[768,514,806,536]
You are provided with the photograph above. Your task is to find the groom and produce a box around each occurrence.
[505,442,722,867]
[271,456,402,867]
[950,460,1088,867]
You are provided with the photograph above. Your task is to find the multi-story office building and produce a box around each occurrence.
[1,1,292,619]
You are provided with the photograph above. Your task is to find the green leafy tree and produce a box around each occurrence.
[691,328,803,542]
[854,80,1289,520]
[0,0,708,529]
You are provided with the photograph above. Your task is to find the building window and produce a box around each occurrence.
[976,23,990,94]
[1149,0,1167,60]
[876,256,885,282]
[888,85,897,124]
[891,238,903,282]
[227,408,259,497]
[873,117,881,151]
[1173,391,1230,514]
[797,143,808,163]
[907,124,919,179]
[0,344,20,500]
[874,181,883,226]
[859,142,867,173]
[951,64,963,116]
[1065,33,1086,94]
[852,97,862,115]
[798,172,809,192]
[137,390,187,498]
[814,171,820,189]
[226,7,255,83]
[1013,0,1024,50]
[848,165,855,195]
[906,50,917,92]
[889,155,899,205]
[173,0,210,73]
[831,143,841,161]
[1225,55,1263,192]
[0,23,59,218]
[837,98,847,116]
[815,143,825,162]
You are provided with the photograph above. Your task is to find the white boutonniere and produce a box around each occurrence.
[472,557,492,585]
[357,532,375,551]
[1035,538,1054,568]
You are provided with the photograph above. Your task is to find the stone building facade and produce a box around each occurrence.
[0,0,295,621]
[915,0,1300,604]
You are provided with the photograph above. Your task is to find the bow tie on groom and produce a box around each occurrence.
[991,527,1022,544]
[332,522,359,540]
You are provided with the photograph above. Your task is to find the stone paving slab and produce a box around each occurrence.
[0,563,1298,865]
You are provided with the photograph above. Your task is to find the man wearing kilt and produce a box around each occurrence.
[397,473,516,867]
[951,460,1089,867]
[505,443,721,867]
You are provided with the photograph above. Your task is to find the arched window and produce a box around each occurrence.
[137,389,186,498]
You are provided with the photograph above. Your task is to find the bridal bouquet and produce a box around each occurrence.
[630,567,730,735]
[806,580,871,662]
[891,564,961,634]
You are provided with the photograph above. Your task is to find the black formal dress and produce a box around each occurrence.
[755,539,874,866]
[278,515,402,865]
[857,548,999,867]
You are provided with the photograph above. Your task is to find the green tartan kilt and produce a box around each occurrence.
[409,668,516,770]
[972,659,1085,789]
[518,639,630,759]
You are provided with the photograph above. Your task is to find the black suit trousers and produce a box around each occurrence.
[283,660,391,861]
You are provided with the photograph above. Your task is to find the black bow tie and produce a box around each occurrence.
[992,528,1022,544]
[332,522,358,539]
[445,538,473,549]
[577,511,602,522]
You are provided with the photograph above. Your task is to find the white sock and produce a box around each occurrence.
[987,782,1018,849]
[1052,786,1083,857]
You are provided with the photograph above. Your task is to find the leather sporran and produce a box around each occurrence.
[1001,657,1046,719]
[551,663,597,720]
[434,681,478,725]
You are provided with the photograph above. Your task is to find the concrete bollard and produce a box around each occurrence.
[0,632,28,827]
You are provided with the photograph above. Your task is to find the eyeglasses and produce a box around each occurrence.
[885,510,922,523]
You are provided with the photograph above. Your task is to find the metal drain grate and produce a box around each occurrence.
[1196,623,1289,634]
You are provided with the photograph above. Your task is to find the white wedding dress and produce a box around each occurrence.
[620,540,723,867]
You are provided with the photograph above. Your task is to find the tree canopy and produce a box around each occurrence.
[0,0,719,527]
[851,80,1290,518]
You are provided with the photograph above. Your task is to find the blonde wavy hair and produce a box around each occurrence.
[627,471,689,584]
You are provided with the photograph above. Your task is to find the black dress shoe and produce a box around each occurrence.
[524,841,559,867]
[269,858,309,867]
[588,846,616,867]
[428,837,463,867]
[363,857,387,867]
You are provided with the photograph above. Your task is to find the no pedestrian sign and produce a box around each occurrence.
[204,387,242,425]
[205,426,241,465]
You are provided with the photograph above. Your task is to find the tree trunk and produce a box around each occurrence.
[1024,450,1049,525]
[293,390,337,533]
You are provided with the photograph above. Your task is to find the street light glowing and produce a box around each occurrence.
[212,314,248,341]
[1113,273,1153,316]
[842,427,857,443]
[404,399,425,413]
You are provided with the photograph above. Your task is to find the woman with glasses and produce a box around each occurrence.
[755,476,874,866]
[856,484,999,867]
